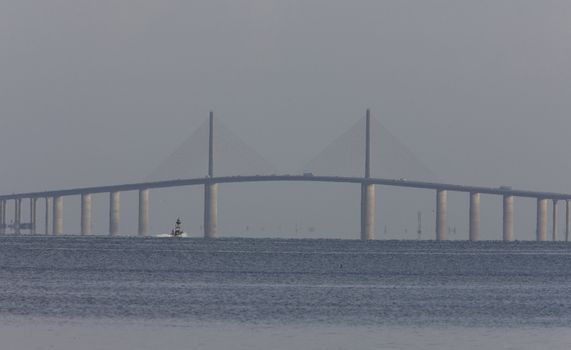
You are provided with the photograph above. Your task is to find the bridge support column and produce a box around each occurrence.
[503,195,514,241]
[204,183,218,238]
[30,198,37,234]
[360,184,376,240]
[469,192,480,241]
[566,200,570,242]
[536,198,548,241]
[14,198,21,235]
[81,194,92,235]
[44,197,50,235]
[53,196,63,235]
[0,200,5,235]
[552,200,558,241]
[138,189,149,236]
[436,190,447,241]
[109,191,120,236]
[203,110,218,239]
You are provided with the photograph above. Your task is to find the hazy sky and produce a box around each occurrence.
[2,0,571,190]
[1,1,571,238]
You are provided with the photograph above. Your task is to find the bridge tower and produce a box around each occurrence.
[361,109,376,240]
[204,111,218,238]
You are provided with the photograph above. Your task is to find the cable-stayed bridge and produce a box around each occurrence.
[0,110,569,241]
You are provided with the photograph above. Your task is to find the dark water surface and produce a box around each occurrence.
[1,236,571,327]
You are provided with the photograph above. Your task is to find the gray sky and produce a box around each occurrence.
[1,1,571,238]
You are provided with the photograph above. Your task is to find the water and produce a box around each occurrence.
[1,236,571,349]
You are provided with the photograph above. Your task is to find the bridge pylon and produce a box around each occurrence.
[204,111,218,238]
[361,109,376,240]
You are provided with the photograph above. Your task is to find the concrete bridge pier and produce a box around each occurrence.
[53,196,63,235]
[360,183,376,240]
[204,183,218,238]
[138,189,149,236]
[14,198,21,235]
[503,195,514,241]
[469,192,480,241]
[436,189,447,241]
[30,198,37,234]
[536,198,548,241]
[566,200,570,242]
[109,191,120,236]
[81,194,92,235]
[552,199,558,241]
[44,197,50,235]
[0,200,5,235]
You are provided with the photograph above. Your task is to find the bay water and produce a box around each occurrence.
[1,236,570,349]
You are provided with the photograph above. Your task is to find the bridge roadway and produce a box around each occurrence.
[1,174,570,200]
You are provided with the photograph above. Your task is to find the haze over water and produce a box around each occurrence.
[1,236,571,349]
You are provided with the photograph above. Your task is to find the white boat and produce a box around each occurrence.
[157,218,189,237]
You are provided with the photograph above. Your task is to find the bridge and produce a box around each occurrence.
[0,110,569,241]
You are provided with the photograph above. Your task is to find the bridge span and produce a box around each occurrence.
[2,174,570,200]
[0,110,569,241]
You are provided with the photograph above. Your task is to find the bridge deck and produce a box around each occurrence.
[1,175,570,201]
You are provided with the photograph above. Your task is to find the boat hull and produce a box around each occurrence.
[156,232,189,238]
